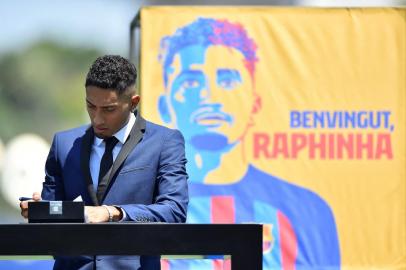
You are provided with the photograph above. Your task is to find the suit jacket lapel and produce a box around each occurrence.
[97,113,147,204]
[80,127,99,206]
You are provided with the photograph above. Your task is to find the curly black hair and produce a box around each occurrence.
[85,55,137,94]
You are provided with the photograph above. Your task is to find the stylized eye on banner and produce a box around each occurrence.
[140,7,406,270]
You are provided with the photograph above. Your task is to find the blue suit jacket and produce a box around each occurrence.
[41,114,189,270]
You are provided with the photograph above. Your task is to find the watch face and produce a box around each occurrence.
[102,205,113,222]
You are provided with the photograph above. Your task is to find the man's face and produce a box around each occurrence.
[86,86,139,138]
[165,45,255,148]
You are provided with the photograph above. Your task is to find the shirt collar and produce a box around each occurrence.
[94,113,136,146]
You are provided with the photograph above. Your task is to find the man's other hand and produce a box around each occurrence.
[85,206,123,223]
[20,192,41,219]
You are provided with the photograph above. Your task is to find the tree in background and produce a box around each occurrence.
[0,41,102,222]
[0,41,101,142]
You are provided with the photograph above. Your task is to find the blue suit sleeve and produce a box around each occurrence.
[120,129,189,223]
[41,134,66,201]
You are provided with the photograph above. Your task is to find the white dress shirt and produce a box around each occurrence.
[89,113,136,192]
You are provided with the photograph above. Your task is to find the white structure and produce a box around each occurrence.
[0,138,4,173]
[0,134,50,209]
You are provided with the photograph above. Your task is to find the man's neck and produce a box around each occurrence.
[197,142,248,184]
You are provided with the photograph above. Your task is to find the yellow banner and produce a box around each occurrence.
[140,7,406,270]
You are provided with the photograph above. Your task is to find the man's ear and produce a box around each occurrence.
[252,93,262,114]
[131,95,141,107]
[158,95,171,124]
[130,95,140,111]
[247,93,262,128]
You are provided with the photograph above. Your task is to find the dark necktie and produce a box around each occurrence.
[97,136,119,202]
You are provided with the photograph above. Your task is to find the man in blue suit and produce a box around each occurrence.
[20,55,189,270]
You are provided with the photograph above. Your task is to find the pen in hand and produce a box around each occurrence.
[19,197,39,201]
[19,197,32,201]
[19,196,47,202]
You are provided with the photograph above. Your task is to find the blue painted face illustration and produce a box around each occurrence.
[160,45,255,151]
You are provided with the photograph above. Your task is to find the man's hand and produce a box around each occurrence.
[85,206,123,223]
[20,192,41,219]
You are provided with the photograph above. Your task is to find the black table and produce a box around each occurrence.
[0,223,262,270]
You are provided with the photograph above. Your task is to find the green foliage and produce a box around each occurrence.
[0,41,102,142]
